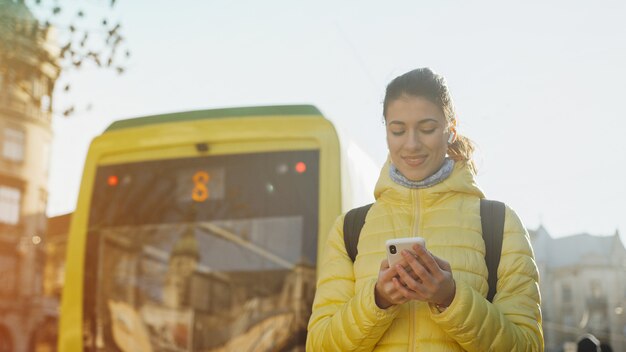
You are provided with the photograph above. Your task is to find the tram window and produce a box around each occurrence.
[83,150,320,351]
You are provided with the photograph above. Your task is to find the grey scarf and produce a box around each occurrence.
[389,158,455,189]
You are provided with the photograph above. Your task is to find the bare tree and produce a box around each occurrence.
[0,0,130,117]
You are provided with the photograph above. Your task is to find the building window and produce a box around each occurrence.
[0,186,21,225]
[591,280,603,298]
[562,284,572,303]
[2,127,25,162]
[0,254,18,296]
[42,142,51,175]
[32,76,44,99]
[40,94,51,113]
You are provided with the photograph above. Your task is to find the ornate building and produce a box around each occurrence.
[531,226,626,352]
[0,0,60,350]
[164,226,200,309]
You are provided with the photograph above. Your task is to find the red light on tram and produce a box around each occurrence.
[108,175,119,186]
[295,162,307,174]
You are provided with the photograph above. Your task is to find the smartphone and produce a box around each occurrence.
[386,237,426,267]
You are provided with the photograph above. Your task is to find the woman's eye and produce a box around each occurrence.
[391,130,405,136]
[421,129,436,134]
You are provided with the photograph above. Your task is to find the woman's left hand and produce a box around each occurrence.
[393,244,456,308]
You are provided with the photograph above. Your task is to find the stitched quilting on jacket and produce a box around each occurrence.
[306,160,543,352]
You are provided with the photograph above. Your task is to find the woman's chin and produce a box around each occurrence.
[403,170,428,182]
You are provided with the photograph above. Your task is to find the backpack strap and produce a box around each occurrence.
[480,199,506,303]
[343,203,373,262]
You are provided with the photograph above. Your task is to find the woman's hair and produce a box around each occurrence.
[383,68,476,174]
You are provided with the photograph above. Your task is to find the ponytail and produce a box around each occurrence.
[447,134,476,174]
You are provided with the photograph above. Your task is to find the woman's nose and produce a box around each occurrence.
[404,131,421,150]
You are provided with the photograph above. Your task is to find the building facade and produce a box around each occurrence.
[0,1,59,351]
[531,226,626,352]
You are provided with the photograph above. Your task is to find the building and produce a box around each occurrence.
[0,0,60,350]
[531,226,626,352]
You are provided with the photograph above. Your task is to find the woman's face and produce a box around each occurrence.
[385,95,451,182]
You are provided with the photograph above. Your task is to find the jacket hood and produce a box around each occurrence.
[374,156,485,205]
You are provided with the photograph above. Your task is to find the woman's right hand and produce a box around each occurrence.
[374,259,411,309]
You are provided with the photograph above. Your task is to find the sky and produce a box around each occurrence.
[45,0,626,242]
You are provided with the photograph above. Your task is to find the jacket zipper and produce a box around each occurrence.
[412,189,421,238]
[408,189,420,352]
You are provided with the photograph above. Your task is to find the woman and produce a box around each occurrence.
[306,68,543,351]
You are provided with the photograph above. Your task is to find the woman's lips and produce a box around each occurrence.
[403,155,427,167]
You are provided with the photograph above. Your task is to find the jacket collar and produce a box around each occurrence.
[373,156,485,205]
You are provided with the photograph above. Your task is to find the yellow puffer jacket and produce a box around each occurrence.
[307,160,543,351]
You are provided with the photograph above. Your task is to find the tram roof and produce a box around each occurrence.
[104,105,324,132]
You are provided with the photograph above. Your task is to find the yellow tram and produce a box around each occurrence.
[58,105,342,351]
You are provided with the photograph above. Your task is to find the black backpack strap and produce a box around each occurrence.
[343,203,373,262]
[480,199,506,303]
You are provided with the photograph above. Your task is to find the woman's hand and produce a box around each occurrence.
[393,244,456,308]
[374,259,412,309]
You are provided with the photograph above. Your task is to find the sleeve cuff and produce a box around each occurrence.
[429,278,465,319]
[364,278,400,320]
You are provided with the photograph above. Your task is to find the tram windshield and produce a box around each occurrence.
[83,150,319,351]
